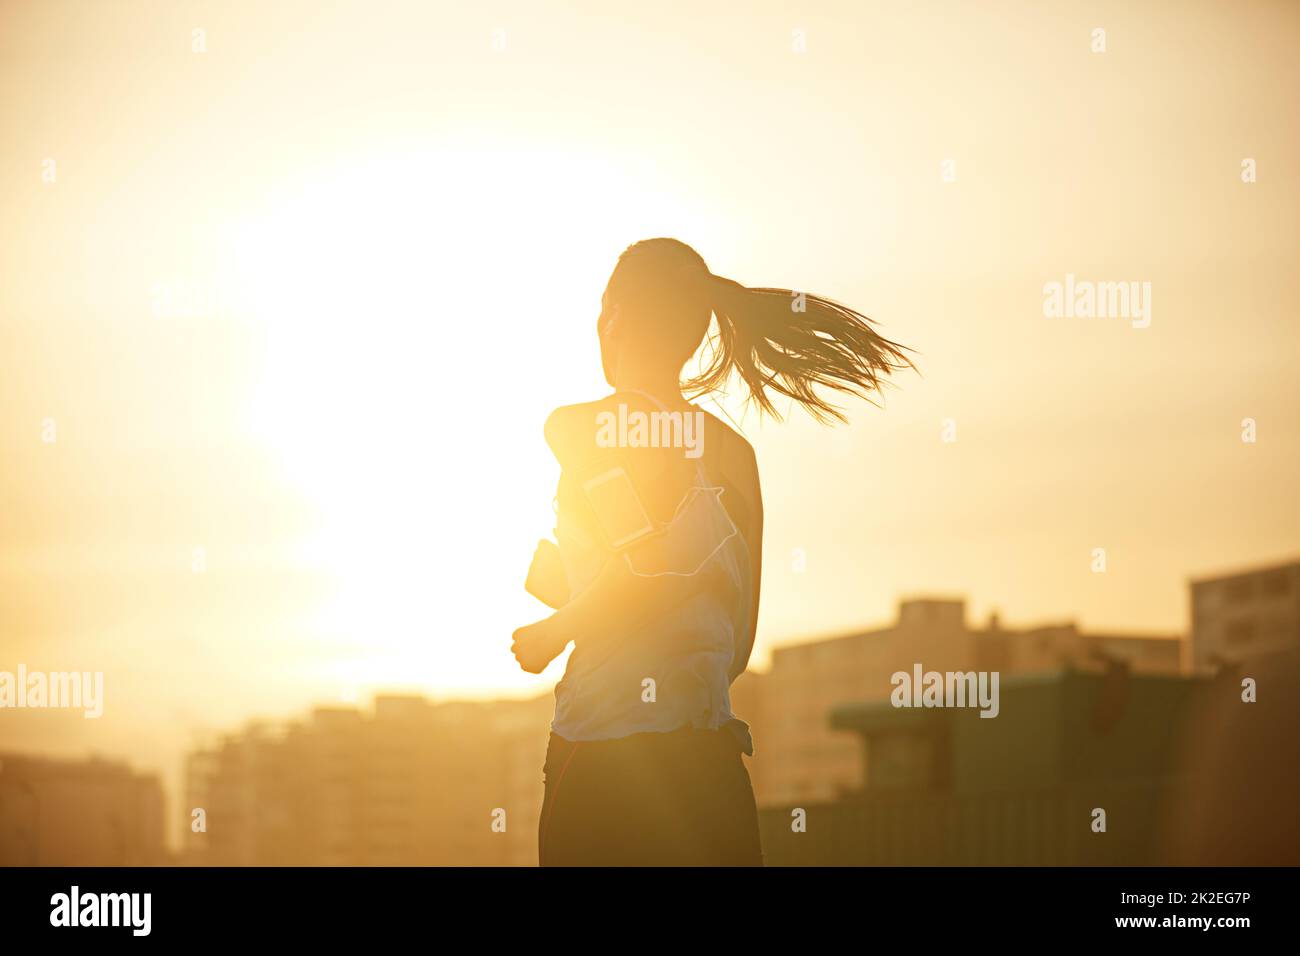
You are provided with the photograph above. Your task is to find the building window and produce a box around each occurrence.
[1224,620,1256,645]
[1225,579,1255,603]
[1261,571,1291,599]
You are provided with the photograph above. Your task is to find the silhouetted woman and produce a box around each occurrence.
[512,238,913,866]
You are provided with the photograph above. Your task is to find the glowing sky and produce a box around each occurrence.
[2,0,1297,830]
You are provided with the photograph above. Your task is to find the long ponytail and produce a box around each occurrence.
[610,238,915,423]
[684,274,916,424]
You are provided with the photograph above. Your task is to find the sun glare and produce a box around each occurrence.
[225,143,702,694]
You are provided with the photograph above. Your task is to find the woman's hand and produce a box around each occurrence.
[511,618,569,674]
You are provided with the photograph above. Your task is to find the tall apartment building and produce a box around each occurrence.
[742,597,1182,807]
[1190,558,1300,671]
[0,753,165,865]
[184,693,553,866]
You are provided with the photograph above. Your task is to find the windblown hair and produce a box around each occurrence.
[608,238,915,423]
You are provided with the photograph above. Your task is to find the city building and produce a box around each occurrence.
[183,694,553,866]
[1191,557,1300,671]
[742,597,1182,808]
[0,753,165,866]
[757,668,1215,866]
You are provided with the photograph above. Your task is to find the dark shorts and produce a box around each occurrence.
[538,726,764,866]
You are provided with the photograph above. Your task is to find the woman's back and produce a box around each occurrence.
[545,394,756,532]
[545,391,758,743]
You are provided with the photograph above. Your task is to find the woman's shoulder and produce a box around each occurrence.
[543,395,627,462]
[697,409,757,469]
[543,398,599,447]
[545,393,698,457]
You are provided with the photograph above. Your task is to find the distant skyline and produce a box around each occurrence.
[2,0,1298,850]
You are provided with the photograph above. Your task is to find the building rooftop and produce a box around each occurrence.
[1190,556,1300,585]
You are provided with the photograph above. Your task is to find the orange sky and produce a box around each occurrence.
[2,0,1298,834]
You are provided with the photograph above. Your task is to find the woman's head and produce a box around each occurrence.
[598,238,714,386]
[599,238,915,423]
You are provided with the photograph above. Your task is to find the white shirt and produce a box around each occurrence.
[549,454,755,752]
